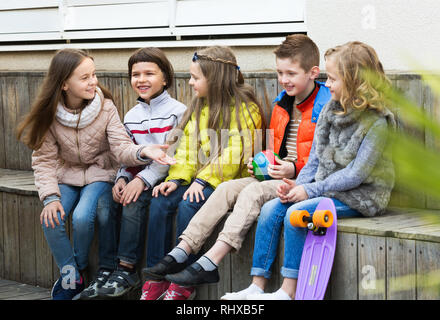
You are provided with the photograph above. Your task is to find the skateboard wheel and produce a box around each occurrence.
[312,210,333,228]
[289,210,310,228]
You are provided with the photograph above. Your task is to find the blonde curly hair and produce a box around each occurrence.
[324,41,390,115]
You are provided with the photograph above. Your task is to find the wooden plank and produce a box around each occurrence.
[338,211,439,241]
[329,232,358,300]
[386,238,416,299]
[393,223,440,243]
[0,279,19,287]
[0,193,4,279]
[175,76,193,110]
[0,282,50,299]
[416,241,440,300]
[16,75,32,170]
[0,169,37,195]
[18,194,36,286]
[424,82,440,210]
[3,193,20,281]
[394,77,426,208]
[3,76,20,169]
[3,290,51,300]
[230,221,256,294]
[358,235,386,300]
[0,76,5,168]
[34,197,54,288]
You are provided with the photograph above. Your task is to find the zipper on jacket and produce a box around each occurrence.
[76,128,86,185]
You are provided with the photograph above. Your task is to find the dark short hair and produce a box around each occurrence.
[274,34,320,72]
[128,47,174,89]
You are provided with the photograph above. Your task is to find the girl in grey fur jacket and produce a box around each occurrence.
[222,41,395,300]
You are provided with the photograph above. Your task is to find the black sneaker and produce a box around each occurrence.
[164,262,219,286]
[98,269,140,298]
[142,255,187,281]
[79,269,112,300]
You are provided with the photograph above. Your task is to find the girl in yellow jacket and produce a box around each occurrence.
[141,46,264,300]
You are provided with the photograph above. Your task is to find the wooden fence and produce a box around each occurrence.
[1,71,439,209]
[0,71,440,299]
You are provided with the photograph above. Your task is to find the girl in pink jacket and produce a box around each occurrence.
[16,48,175,300]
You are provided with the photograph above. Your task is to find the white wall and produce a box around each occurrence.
[306,0,440,72]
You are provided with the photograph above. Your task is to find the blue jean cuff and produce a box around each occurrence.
[281,266,299,279]
[118,256,137,266]
[250,267,272,279]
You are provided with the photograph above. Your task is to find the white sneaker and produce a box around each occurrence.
[247,288,292,300]
[220,283,263,300]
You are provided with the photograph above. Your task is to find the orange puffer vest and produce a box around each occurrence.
[269,81,331,177]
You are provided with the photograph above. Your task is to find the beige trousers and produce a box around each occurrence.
[179,177,284,253]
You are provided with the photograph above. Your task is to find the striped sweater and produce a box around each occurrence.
[116,90,187,188]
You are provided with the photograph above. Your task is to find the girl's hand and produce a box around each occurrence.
[120,177,145,206]
[247,157,255,178]
[141,144,176,166]
[183,181,205,203]
[152,181,178,197]
[281,183,308,203]
[112,178,127,202]
[277,178,296,202]
[268,157,296,179]
[40,201,65,229]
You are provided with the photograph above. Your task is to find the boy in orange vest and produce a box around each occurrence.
[140,34,331,300]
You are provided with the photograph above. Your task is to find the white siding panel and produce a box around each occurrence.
[64,2,169,30]
[0,1,58,11]
[175,0,304,26]
[66,0,163,5]
[0,8,60,34]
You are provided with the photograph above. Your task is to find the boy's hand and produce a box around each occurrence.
[141,144,176,165]
[40,201,65,229]
[120,177,145,206]
[112,178,127,202]
[183,181,205,203]
[268,157,296,179]
[152,181,178,197]
[247,157,255,178]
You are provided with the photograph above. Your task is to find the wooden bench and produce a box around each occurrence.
[1,168,439,300]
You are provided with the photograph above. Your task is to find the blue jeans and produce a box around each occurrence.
[96,190,153,268]
[42,182,112,281]
[145,184,215,267]
[117,191,153,265]
[251,197,361,279]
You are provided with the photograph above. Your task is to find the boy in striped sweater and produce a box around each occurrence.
[80,47,186,299]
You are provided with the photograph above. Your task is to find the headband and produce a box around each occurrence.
[192,52,240,71]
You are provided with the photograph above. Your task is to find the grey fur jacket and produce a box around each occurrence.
[298,99,396,217]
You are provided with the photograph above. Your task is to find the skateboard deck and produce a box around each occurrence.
[291,197,337,300]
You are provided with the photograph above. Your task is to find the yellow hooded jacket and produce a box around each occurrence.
[165,102,262,188]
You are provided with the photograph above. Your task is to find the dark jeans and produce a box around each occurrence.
[96,189,153,269]
[145,184,215,267]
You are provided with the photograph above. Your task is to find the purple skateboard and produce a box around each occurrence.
[290,198,337,300]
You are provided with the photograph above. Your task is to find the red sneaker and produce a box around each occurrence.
[163,283,196,300]
[140,280,170,300]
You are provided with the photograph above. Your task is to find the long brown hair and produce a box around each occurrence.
[16,48,113,150]
[169,46,265,180]
[324,41,390,115]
